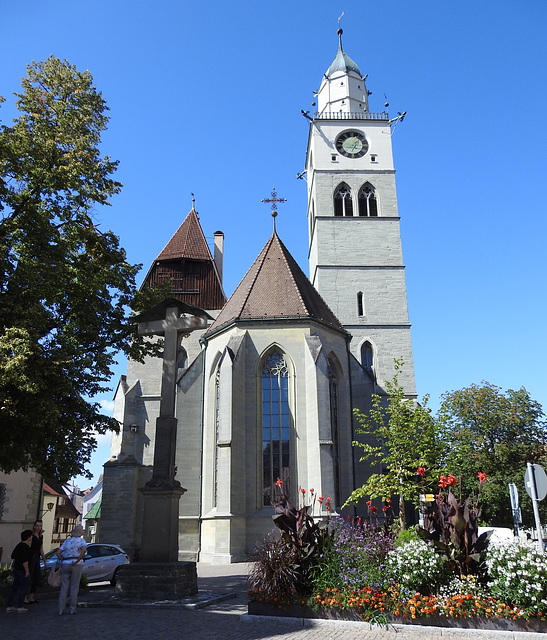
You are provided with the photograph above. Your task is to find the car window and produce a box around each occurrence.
[86,546,101,558]
[107,546,121,555]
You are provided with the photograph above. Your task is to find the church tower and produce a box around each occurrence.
[306,28,416,395]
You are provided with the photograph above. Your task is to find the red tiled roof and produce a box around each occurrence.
[156,208,212,261]
[205,231,346,336]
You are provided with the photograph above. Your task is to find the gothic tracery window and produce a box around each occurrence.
[358,183,378,217]
[334,183,353,217]
[262,351,290,505]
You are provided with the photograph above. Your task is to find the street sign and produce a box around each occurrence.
[524,464,547,501]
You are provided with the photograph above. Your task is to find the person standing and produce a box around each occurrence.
[25,519,46,604]
[5,529,33,613]
[56,524,87,615]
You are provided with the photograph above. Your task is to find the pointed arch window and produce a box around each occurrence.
[358,183,378,217]
[262,351,290,505]
[361,341,374,373]
[213,364,221,507]
[327,359,340,506]
[334,183,353,217]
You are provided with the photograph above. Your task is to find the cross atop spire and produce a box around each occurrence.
[261,187,287,230]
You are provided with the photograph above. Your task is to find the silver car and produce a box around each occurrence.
[41,543,130,585]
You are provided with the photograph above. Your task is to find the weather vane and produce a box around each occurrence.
[261,187,286,229]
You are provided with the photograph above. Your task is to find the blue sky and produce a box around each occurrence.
[2,1,546,489]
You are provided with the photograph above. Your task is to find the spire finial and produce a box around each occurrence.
[261,187,287,231]
[337,12,344,39]
[191,192,195,209]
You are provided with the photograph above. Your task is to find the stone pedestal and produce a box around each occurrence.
[115,562,197,600]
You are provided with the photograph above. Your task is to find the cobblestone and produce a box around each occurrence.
[2,563,544,640]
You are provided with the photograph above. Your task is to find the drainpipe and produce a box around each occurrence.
[196,335,208,561]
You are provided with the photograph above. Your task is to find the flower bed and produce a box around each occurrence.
[248,480,547,632]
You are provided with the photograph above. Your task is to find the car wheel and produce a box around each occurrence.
[110,568,119,586]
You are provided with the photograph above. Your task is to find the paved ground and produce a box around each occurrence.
[2,563,544,640]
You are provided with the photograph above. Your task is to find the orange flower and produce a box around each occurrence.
[275,478,283,487]
[477,471,487,483]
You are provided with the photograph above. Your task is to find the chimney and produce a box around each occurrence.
[213,231,224,284]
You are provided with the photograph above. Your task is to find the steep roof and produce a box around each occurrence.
[156,208,212,261]
[205,231,346,337]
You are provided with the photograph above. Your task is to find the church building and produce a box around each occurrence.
[100,29,416,563]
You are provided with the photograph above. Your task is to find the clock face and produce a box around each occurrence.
[335,130,369,158]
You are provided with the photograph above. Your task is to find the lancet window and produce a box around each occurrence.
[334,183,353,217]
[262,350,290,506]
[358,183,378,217]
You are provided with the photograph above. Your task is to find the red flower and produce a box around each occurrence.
[477,472,487,483]
[357,517,361,525]
[439,475,448,489]
[318,496,324,503]
[447,473,458,486]
[382,505,389,512]
[310,488,314,493]
[370,505,378,514]
[417,467,426,477]
[300,488,306,494]
[275,478,283,487]
[366,500,372,507]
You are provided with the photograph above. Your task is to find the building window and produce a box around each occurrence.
[328,360,340,506]
[361,341,374,372]
[262,350,290,506]
[0,483,5,520]
[357,291,364,316]
[334,183,353,217]
[358,183,378,217]
[214,365,221,507]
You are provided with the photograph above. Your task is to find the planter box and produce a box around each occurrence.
[248,601,547,633]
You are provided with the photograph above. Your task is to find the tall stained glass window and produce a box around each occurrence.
[262,351,290,505]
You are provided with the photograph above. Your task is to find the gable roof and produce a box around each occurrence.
[205,231,346,337]
[157,208,212,261]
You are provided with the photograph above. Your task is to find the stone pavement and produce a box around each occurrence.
[2,562,544,640]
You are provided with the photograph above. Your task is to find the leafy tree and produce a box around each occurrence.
[438,382,547,527]
[0,57,153,481]
[344,359,442,529]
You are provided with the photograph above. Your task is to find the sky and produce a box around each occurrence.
[2,1,546,490]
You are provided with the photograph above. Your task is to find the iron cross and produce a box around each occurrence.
[261,187,287,219]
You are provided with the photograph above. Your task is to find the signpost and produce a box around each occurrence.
[524,462,547,554]
[508,482,522,537]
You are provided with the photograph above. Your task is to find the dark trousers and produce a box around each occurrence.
[7,568,29,608]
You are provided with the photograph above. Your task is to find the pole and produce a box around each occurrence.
[526,462,544,554]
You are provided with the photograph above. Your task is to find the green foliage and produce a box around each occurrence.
[344,359,442,529]
[0,57,155,480]
[438,382,547,526]
[393,525,419,548]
